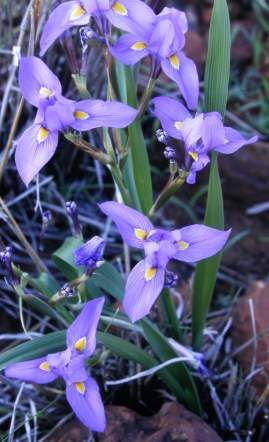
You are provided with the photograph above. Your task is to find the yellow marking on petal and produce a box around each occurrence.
[39,361,50,372]
[74,110,89,120]
[177,241,189,251]
[70,4,86,21]
[75,382,86,394]
[145,267,157,281]
[169,54,180,70]
[37,127,49,143]
[134,228,148,241]
[75,336,87,352]
[189,151,198,161]
[174,121,183,130]
[39,87,54,98]
[112,1,128,16]
[131,42,147,51]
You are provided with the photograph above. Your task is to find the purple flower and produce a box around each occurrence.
[74,236,105,271]
[16,57,137,186]
[5,298,106,432]
[40,0,153,56]
[99,201,231,322]
[108,7,199,109]
[152,96,258,183]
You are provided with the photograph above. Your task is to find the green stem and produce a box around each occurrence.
[159,290,183,343]
[65,133,112,165]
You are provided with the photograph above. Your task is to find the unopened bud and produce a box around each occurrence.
[61,283,75,298]
[66,201,82,236]
[164,146,177,161]
[156,129,169,144]
[164,270,178,289]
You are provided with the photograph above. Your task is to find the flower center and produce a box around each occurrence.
[37,127,49,143]
[177,241,189,251]
[75,382,86,394]
[131,42,147,51]
[70,4,86,21]
[189,152,198,161]
[145,267,157,281]
[74,336,87,352]
[169,54,180,70]
[39,87,54,98]
[39,361,51,372]
[134,228,148,240]
[74,110,89,120]
[112,1,128,15]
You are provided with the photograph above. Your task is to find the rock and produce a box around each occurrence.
[185,31,207,74]
[232,281,269,398]
[47,420,88,441]
[99,403,223,442]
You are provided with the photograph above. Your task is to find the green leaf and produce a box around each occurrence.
[192,0,231,350]
[124,66,153,213]
[53,236,83,280]
[91,263,125,302]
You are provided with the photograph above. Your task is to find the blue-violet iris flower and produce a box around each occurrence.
[74,236,105,272]
[99,201,231,322]
[152,96,258,184]
[5,298,106,432]
[16,56,137,186]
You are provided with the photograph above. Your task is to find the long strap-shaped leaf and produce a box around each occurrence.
[192,0,231,350]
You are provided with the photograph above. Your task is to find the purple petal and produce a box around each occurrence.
[15,124,59,186]
[19,57,62,107]
[174,225,231,262]
[67,297,105,357]
[40,1,90,56]
[181,114,204,148]
[71,100,138,131]
[43,99,76,132]
[5,357,59,384]
[202,113,225,150]
[158,7,188,35]
[186,154,210,184]
[64,355,88,384]
[123,260,165,322]
[99,201,154,248]
[106,0,155,38]
[108,33,149,66]
[151,96,191,140]
[74,236,105,269]
[149,19,176,58]
[214,127,258,154]
[161,51,199,110]
[66,376,106,432]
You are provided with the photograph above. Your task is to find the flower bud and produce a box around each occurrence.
[66,201,82,236]
[156,129,169,144]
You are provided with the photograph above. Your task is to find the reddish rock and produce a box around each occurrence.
[99,403,222,442]
[47,421,88,441]
[185,31,207,74]
[232,281,269,397]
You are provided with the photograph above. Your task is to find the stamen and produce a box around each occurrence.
[169,54,180,70]
[75,382,86,394]
[189,152,198,161]
[70,4,86,21]
[145,267,157,281]
[39,87,53,98]
[75,336,87,352]
[74,110,89,120]
[39,361,50,372]
[134,228,148,240]
[174,121,183,130]
[177,241,189,251]
[131,42,147,51]
[37,127,49,143]
[112,1,128,15]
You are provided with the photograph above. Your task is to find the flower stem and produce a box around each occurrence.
[65,133,113,165]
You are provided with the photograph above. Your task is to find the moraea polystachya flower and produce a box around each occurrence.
[5,298,106,432]
[16,57,137,186]
[99,202,231,322]
[152,96,258,184]
[74,236,105,272]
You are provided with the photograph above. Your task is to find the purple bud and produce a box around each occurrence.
[61,283,75,298]
[164,270,178,289]
[156,129,169,144]
[80,26,105,52]
[164,146,177,161]
[66,201,82,236]
[74,236,105,275]
[0,246,19,286]
[42,210,53,229]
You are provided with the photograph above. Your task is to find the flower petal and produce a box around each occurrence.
[15,124,59,186]
[202,113,225,150]
[161,51,199,110]
[19,56,62,107]
[151,96,191,140]
[67,297,105,357]
[66,377,106,432]
[44,99,76,132]
[158,7,188,34]
[99,201,154,248]
[108,33,149,66]
[123,260,165,322]
[71,100,137,131]
[5,357,59,384]
[215,127,258,154]
[40,1,90,56]
[174,225,231,262]
[181,114,204,148]
[149,19,176,58]
[107,0,155,38]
